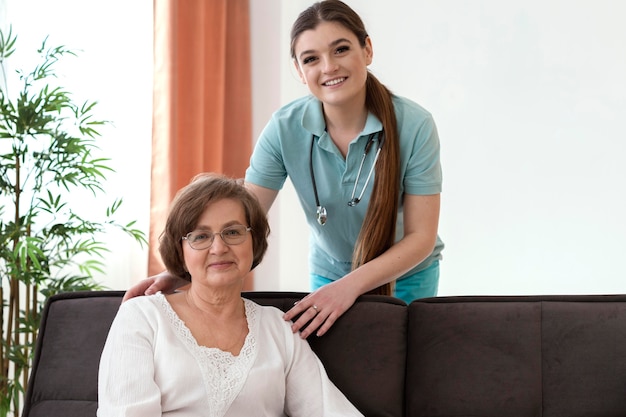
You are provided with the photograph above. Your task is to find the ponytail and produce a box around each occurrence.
[351,72,400,296]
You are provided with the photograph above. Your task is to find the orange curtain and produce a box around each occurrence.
[149,0,252,287]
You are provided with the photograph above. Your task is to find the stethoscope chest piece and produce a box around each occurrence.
[316,206,327,226]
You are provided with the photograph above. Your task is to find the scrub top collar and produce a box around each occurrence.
[301,97,384,146]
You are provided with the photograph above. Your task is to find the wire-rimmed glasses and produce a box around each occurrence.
[182,225,252,250]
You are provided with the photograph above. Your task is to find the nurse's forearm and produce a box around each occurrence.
[342,231,436,295]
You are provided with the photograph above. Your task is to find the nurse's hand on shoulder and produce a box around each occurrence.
[283,278,361,338]
[122,271,187,302]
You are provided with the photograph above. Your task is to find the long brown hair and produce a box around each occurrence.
[291,0,400,295]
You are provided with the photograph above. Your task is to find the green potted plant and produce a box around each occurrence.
[0,27,147,416]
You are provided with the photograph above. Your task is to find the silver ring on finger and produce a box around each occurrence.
[311,304,319,313]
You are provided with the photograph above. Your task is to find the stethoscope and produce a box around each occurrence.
[310,131,385,226]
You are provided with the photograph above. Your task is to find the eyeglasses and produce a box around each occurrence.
[182,225,252,250]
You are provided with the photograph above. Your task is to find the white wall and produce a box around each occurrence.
[1,0,153,290]
[251,0,626,296]
[250,0,312,292]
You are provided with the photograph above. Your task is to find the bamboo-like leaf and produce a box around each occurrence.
[13,237,45,270]
[0,25,17,59]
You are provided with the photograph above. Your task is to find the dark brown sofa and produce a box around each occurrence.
[22,291,626,417]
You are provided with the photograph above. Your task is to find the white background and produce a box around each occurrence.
[3,0,625,296]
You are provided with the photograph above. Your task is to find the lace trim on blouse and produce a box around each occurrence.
[154,293,258,417]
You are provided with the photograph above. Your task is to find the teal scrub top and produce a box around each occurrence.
[245,94,444,281]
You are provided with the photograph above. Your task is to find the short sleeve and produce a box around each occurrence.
[245,117,289,191]
[403,112,443,196]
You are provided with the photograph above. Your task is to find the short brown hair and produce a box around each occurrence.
[159,173,270,280]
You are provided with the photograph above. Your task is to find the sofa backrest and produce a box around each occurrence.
[406,295,626,417]
[22,290,407,417]
[27,290,626,417]
[23,291,121,417]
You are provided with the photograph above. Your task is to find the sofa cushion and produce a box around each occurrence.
[406,295,626,417]
[407,296,542,417]
[541,297,626,416]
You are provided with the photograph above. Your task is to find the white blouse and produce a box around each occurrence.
[97,293,363,416]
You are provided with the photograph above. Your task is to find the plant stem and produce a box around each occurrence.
[0,286,4,396]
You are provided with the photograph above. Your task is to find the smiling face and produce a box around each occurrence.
[182,198,253,291]
[293,21,372,109]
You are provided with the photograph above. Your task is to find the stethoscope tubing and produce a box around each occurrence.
[310,131,385,225]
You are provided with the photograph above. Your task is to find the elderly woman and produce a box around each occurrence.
[97,173,363,416]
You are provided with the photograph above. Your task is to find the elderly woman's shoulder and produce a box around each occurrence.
[243,297,283,316]
[119,292,166,314]
[243,298,293,328]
